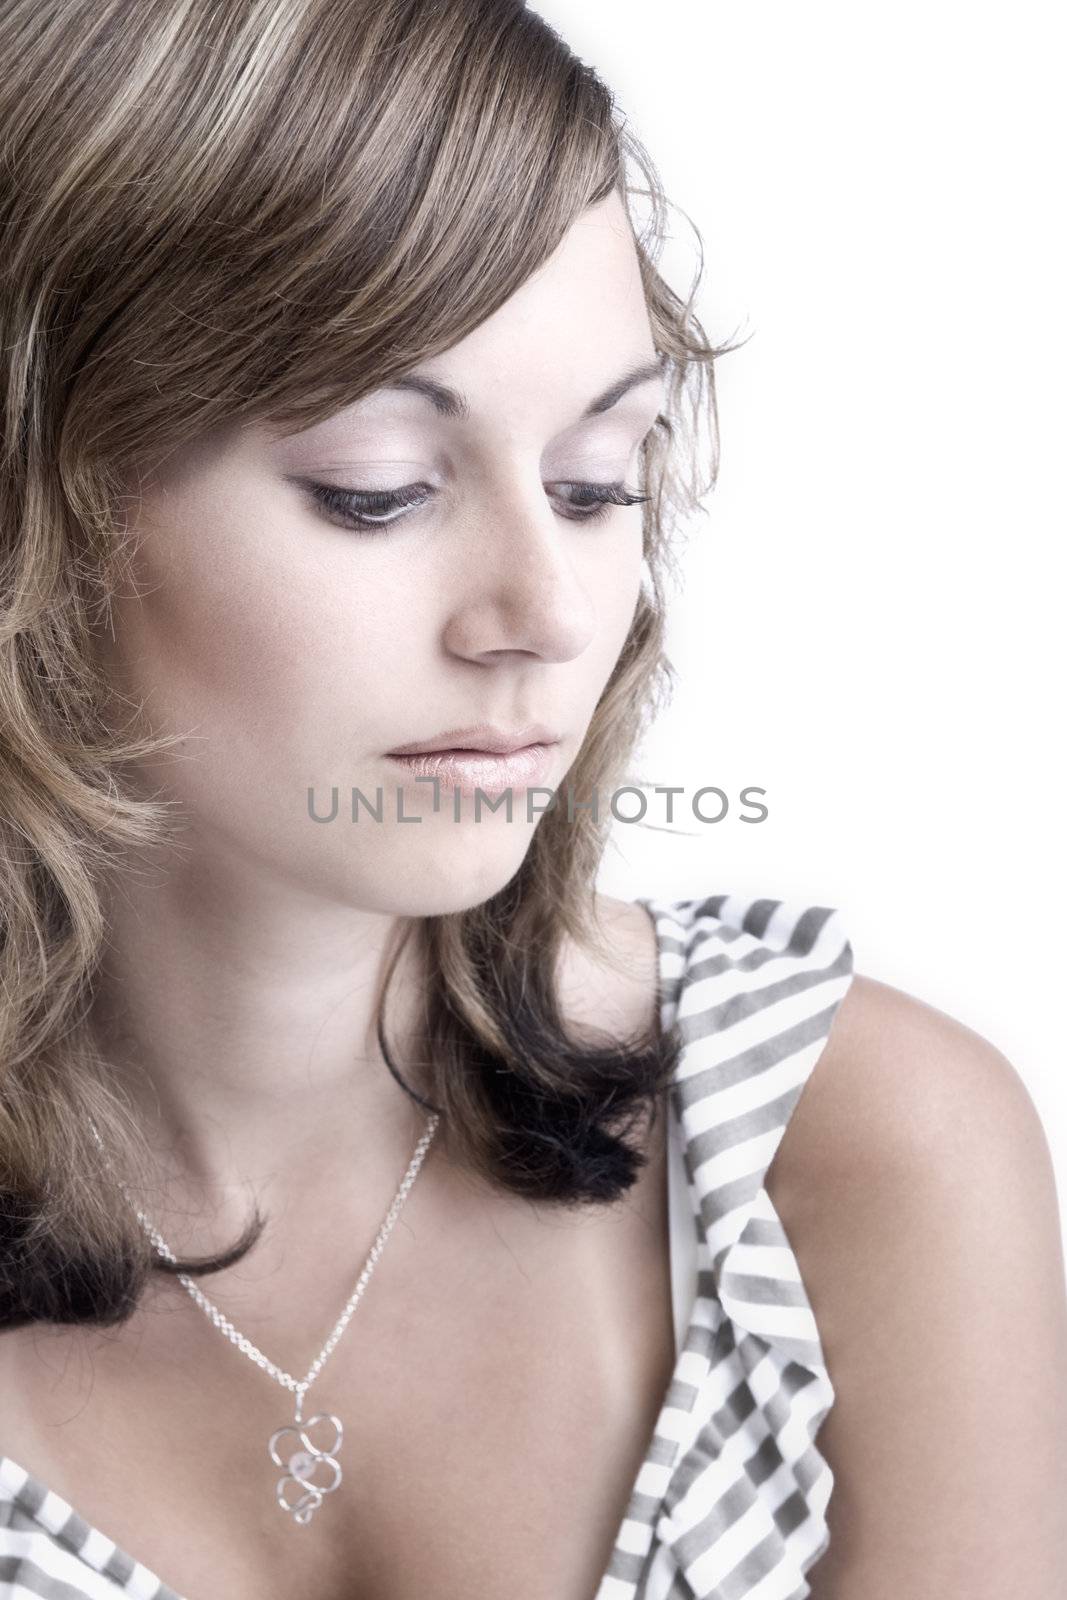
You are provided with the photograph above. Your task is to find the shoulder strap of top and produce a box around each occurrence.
[638,891,854,1377]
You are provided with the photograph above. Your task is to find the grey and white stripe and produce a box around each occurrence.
[1,891,854,1600]
[0,1459,179,1598]
[596,893,854,1600]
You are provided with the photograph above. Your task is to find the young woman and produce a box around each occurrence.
[1,2,1064,1598]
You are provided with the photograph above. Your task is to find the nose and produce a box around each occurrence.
[441,488,599,665]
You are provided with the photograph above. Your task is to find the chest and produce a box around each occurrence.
[0,1159,675,1599]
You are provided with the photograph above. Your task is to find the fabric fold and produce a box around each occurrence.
[599,893,854,1600]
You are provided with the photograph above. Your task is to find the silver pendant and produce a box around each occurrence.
[268,1411,344,1526]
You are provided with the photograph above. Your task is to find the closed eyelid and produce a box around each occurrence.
[276,396,665,479]
[285,421,656,493]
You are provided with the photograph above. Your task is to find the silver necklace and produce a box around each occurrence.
[89,1112,440,1527]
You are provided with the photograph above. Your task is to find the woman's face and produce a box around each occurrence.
[95,191,666,916]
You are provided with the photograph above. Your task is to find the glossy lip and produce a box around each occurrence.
[385,743,557,799]
[386,722,561,757]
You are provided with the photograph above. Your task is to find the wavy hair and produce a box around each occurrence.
[0,0,730,1328]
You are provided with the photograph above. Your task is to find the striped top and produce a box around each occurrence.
[595,893,854,1599]
[0,891,854,1600]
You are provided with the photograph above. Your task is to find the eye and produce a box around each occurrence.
[551,482,652,524]
[310,481,432,530]
[307,480,650,533]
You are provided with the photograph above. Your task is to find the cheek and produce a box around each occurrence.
[577,523,647,661]
[99,479,413,816]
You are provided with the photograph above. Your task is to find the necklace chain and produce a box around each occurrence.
[88,1112,441,1421]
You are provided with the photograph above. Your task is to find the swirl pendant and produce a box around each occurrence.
[268,1408,345,1526]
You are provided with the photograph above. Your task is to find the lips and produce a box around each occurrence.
[386,722,560,757]
[384,742,557,802]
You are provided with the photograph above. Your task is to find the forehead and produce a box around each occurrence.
[352,191,657,433]
[162,212,659,493]
[199,192,660,479]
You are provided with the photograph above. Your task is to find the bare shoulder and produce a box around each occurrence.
[770,972,1048,1194]
[767,973,1067,1597]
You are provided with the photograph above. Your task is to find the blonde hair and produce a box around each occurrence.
[0,0,727,1327]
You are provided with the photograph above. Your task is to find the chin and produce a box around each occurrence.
[341,829,537,919]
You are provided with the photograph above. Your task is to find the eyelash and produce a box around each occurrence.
[309,480,651,532]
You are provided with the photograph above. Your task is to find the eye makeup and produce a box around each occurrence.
[307,478,650,533]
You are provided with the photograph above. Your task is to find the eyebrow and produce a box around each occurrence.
[377,356,668,423]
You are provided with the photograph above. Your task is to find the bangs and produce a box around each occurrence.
[58,0,623,466]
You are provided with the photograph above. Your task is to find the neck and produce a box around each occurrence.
[87,841,435,1262]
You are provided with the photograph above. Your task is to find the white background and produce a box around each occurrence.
[532,2,1067,1247]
